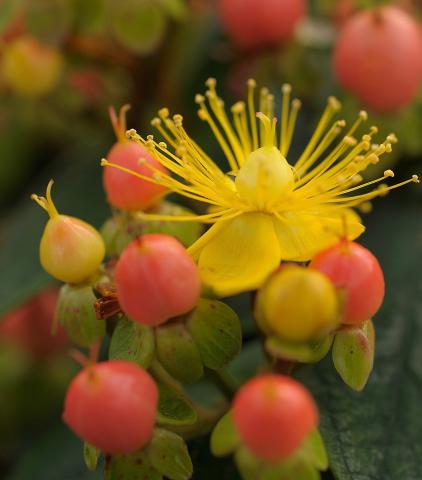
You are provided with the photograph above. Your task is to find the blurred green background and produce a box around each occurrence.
[1,0,422,479]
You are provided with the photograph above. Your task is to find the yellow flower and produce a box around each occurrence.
[102,79,418,296]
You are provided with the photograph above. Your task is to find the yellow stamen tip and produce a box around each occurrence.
[100,159,108,166]
[328,96,341,111]
[205,77,217,88]
[412,174,419,183]
[384,169,394,178]
[247,78,256,88]
[151,118,161,127]
[158,108,169,119]
[195,94,205,104]
[282,84,292,94]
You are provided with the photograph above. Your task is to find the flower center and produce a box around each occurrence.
[235,146,294,211]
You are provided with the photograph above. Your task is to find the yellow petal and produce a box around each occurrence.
[198,213,281,296]
[273,209,365,262]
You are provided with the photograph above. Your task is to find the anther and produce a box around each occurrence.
[247,78,256,88]
[412,174,420,183]
[359,111,368,121]
[282,84,292,94]
[205,77,217,88]
[158,108,169,119]
[328,96,342,111]
[231,101,245,113]
[195,94,205,104]
[158,142,167,149]
[151,118,161,127]
[384,169,394,178]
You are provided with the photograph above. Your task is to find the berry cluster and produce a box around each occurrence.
[31,95,391,479]
[217,0,422,113]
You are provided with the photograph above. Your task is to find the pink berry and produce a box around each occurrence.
[217,0,307,50]
[310,241,385,325]
[103,106,168,211]
[333,6,422,112]
[233,374,318,462]
[63,360,158,454]
[115,234,201,326]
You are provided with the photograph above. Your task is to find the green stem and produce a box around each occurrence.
[205,367,240,401]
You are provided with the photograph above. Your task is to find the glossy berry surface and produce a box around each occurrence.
[257,266,339,342]
[104,141,168,211]
[333,6,422,112]
[115,234,201,326]
[63,360,158,454]
[233,374,318,461]
[310,241,385,325]
[218,0,306,50]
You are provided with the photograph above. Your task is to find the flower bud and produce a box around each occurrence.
[256,266,340,343]
[332,319,375,391]
[56,284,105,347]
[32,180,105,284]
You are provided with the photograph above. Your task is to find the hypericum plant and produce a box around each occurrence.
[32,79,418,480]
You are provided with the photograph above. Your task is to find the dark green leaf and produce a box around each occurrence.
[297,195,422,480]
[156,322,203,384]
[146,428,193,480]
[156,383,197,426]
[187,299,242,371]
[109,317,155,369]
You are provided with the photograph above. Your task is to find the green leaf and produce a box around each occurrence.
[210,411,241,457]
[299,430,329,471]
[0,0,22,32]
[297,195,422,480]
[105,450,162,480]
[56,284,105,347]
[109,317,155,369]
[83,442,100,471]
[332,320,375,391]
[156,383,197,426]
[156,322,204,384]
[146,428,193,480]
[186,299,242,371]
[265,334,333,363]
[110,0,166,55]
[25,0,72,43]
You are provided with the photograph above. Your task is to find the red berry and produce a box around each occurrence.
[63,360,158,454]
[103,106,168,211]
[233,374,318,462]
[217,0,306,50]
[0,288,67,360]
[310,241,385,325]
[333,6,422,112]
[115,234,201,326]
